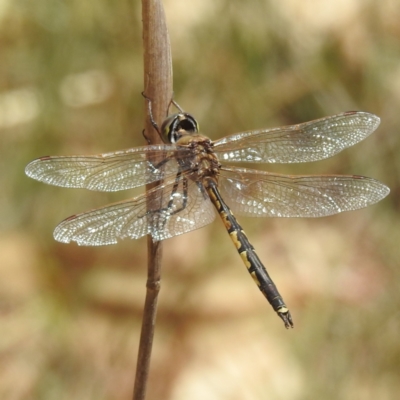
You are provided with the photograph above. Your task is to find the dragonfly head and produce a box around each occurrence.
[161,113,199,144]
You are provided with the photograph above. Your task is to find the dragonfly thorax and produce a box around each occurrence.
[161,112,199,144]
[176,133,221,183]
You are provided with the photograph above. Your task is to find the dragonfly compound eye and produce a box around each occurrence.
[161,113,199,143]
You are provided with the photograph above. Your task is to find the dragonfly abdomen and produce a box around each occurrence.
[205,178,293,329]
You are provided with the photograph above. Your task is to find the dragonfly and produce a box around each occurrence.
[25,108,389,328]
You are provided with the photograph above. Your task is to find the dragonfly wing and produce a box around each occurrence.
[213,112,380,164]
[54,177,216,245]
[25,145,189,191]
[219,166,389,218]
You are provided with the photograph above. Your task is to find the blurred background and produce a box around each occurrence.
[1,0,399,399]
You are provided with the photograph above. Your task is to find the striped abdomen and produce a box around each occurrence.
[205,178,293,328]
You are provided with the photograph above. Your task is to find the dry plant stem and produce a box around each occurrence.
[133,0,173,399]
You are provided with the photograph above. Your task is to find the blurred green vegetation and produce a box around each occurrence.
[1,0,399,399]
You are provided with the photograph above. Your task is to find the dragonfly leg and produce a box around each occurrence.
[142,129,151,145]
[152,154,175,171]
[165,174,188,216]
[142,172,189,238]
[149,170,188,214]
[170,98,184,113]
[144,153,176,179]
[196,181,209,200]
[142,92,161,134]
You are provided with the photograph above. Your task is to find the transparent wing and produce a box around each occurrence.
[213,111,380,164]
[25,145,193,192]
[53,176,216,245]
[219,166,389,218]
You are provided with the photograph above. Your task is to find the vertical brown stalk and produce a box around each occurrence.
[133,1,172,399]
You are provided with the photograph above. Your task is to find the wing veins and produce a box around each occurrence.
[219,166,389,217]
[53,175,216,245]
[25,145,196,191]
[214,112,380,164]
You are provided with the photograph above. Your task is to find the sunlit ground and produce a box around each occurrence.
[1,1,399,399]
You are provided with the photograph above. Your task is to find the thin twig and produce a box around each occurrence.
[133,0,172,399]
